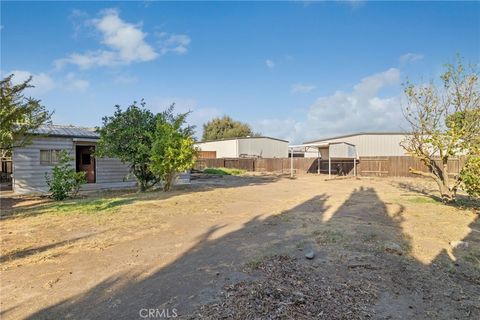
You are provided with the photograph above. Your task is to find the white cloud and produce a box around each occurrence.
[56,8,180,69]
[255,68,405,143]
[56,51,116,69]
[69,9,89,39]
[95,9,157,61]
[9,70,55,94]
[265,59,275,69]
[7,70,90,94]
[400,53,424,64]
[291,83,316,94]
[64,73,90,92]
[157,32,191,55]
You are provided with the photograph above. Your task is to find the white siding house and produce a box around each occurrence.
[195,137,289,158]
[303,132,410,158]
[12,126,136,194]
[11,125,191,194]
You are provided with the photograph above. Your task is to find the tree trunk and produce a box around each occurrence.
[163,179,170,192]
[409,166,456,203]
[435,179,455,203]
[439,158,456,203]
[139,180,148,192]
[163,173,176,192]
[136,165,150,192]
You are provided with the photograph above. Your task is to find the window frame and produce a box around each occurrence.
[40,149,62,166]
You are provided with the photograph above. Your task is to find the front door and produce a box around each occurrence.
[76,146,96,183]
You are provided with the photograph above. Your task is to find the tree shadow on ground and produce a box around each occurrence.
[394,180,480,210]
[0,195,50,213]
[0,196,138,220]
[0,232,101,263]
[15,185,480,319]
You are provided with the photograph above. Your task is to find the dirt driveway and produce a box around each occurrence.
[1,174,479,319]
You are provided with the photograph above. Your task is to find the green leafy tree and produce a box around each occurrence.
[460,156,480,198]
[0,75,53,157]
[151,105,197,192]
[455,110,480,198]
[96,100,159,192]
[45,150,86,201]
[202,116,258,141]
[401,57,480,202]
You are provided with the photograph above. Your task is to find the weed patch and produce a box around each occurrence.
[203,168,246,176]
[314,229,346,244]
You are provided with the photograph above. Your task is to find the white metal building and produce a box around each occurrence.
[303,132,410,158]
[195,137,289,158]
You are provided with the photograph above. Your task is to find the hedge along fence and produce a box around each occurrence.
[195,156,466,178]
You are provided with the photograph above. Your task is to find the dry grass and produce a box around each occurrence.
[0,175,478,319]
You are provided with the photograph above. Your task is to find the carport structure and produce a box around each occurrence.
[288,142,359,178]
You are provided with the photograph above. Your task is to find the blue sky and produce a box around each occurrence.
[1,1,479,143]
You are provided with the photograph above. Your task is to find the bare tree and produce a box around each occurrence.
[401,57,480,202]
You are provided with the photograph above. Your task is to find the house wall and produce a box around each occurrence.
[13,137,74,194]
[237,138,288,158]
[305,134,408,158]
[12,137,133,194]
[303,148,328,159]
[329,143,357,158]
[195,140,238,158]
[96,158,132,184]
[195,138,289,158]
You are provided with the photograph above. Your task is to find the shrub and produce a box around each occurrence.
[460,156,480,198]
[150,105,197,192]
[45,150,86,200]
[203,168,246,176]
[96,101,159,192]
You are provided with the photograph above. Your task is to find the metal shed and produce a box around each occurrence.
[303,132,409,157]
[195,136,289,158]
[288,142,358,178]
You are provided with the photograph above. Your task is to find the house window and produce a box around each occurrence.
[40,150,61,165]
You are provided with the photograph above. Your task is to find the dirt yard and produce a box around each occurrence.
[0,174,479,319]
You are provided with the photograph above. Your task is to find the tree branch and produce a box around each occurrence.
[408,168,435,178]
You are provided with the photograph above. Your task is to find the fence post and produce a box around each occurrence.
[328,156,331,179]
[317,149,320,175]
[290,148,294,178]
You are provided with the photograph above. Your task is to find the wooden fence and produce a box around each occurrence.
[197,151,217,159]
[195,158,256,171]
[195,158,355,175]
[195,156,466,178]
[357,156,465,177]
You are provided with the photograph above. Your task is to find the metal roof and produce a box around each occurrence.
[303,132,409,144]
[289,141,355,149]
[31,125,100,139]
[196,136,289,143]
